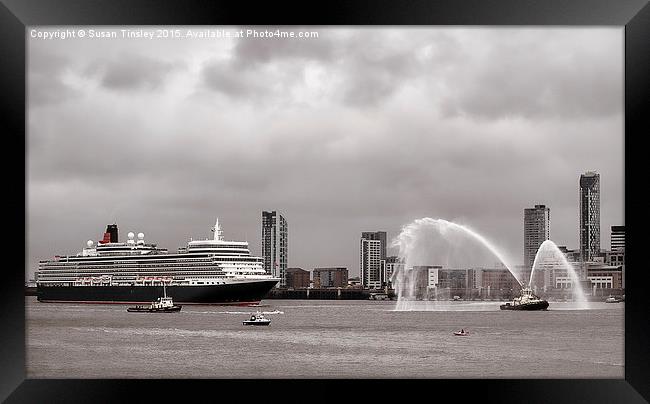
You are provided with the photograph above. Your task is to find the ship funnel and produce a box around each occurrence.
[107,224,118,243]
[100,223,118,244]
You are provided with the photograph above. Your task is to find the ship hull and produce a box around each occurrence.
[37,280,278,305]
[500,300,549,311]
[243,321,271,326]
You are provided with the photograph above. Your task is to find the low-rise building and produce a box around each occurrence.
[409,265,441,299]
[313,267,348,288]
[587,264,623,290]
[384,256,404,289]
[557,246,581,262]
[554,262,623,294]
[478,268,521,298]
[285,267,310,289]
[599,250,625,267]
[347,277,362,288]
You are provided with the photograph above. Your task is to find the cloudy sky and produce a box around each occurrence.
[26,27,624,281]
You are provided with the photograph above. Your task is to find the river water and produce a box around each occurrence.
[26,297,624,378]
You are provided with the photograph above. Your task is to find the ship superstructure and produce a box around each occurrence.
[36,219,280,305]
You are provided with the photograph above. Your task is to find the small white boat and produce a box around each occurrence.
[454,330,470,336]
[243,311,271,326]
[605,295,621,303]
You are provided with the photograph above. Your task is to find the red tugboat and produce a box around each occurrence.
[500,287,549,311]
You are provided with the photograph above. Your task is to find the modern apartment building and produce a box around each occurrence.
[361,231,387,260]
[360,236,382,289]
[579,172,600,261]
[261,210,288,287]
[524,204,551,270]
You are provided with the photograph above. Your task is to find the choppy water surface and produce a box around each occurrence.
[26,297,624,378]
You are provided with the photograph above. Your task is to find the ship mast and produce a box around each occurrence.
[212,218,224,241]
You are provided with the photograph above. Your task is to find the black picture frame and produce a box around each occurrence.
[2,0,648,402]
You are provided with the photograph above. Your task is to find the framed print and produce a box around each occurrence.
[2,0,648,402]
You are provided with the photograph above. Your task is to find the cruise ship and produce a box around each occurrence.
[35,219,280,305]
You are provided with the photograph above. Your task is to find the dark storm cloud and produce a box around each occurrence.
[85,53,181,91]
[340,60,408,107]
[440,62,621,120]
[202,29,426,107]
[437,30,622,119]
[199,29,623,115]
[232,28,335,66]
[27,104,155,183]
[200,27,337,99]
[202,60,270,98]
[338,31,424,107]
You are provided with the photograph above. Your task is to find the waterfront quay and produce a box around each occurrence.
[265,288,622,302]
[25,285,622,302]
[266,287,394,300]
[23,285,396,300]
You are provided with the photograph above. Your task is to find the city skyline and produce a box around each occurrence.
[27,27,624,281]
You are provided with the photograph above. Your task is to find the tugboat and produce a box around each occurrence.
[127,284,182,313]
[242,310,271,326]
[500,287,549,311]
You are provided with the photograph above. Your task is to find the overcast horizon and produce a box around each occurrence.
[26,26,624,281]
